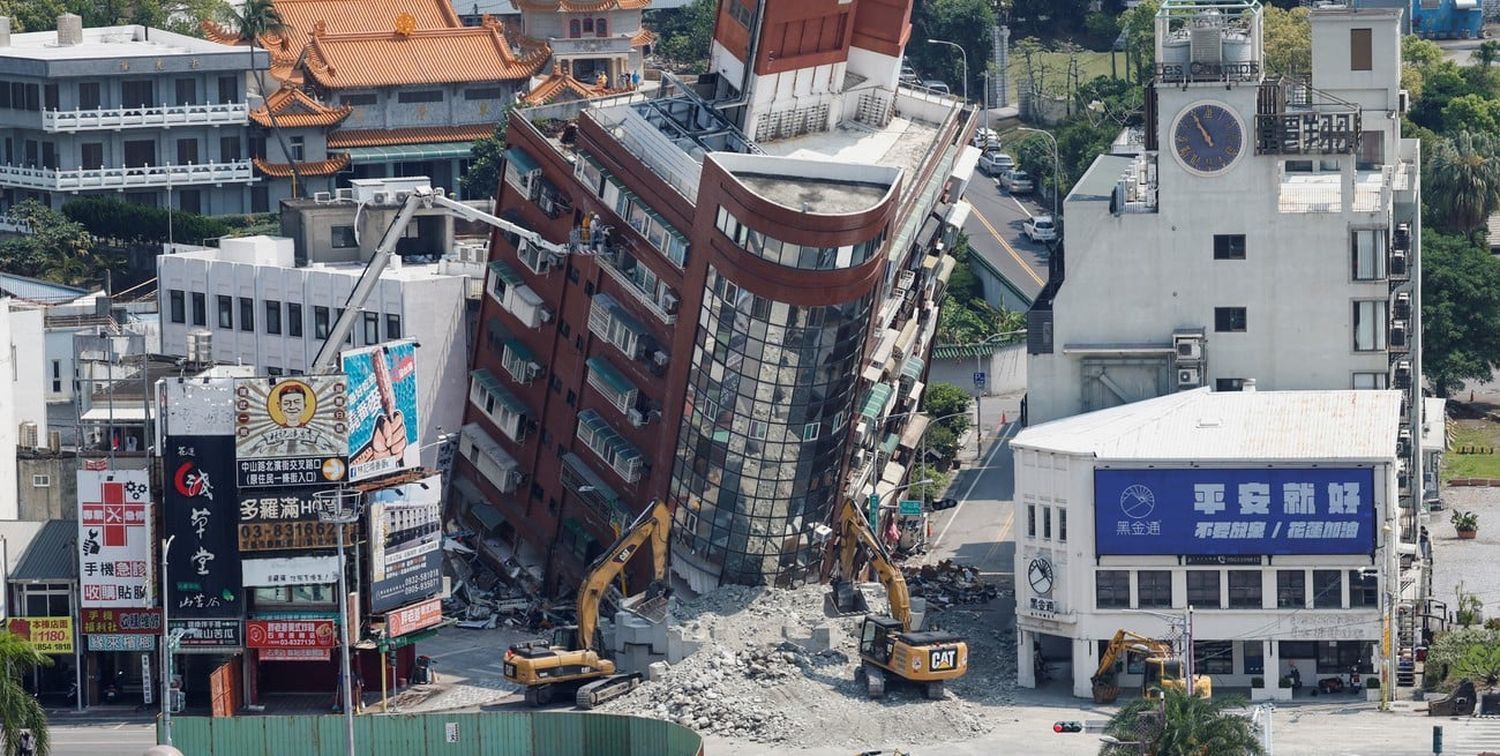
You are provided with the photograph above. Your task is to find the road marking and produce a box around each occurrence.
[1011,196,1034,218]
[933,421,1019,549]
[971,206,1045,287]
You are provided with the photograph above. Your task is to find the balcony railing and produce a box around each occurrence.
[42,102,249,132]
[597,246,678,324]
[0,160,255,192]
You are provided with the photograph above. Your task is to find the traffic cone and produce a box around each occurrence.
[1001,412,1007,426]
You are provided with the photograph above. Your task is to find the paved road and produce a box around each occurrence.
[962,174,1051,305]
[925,391,1023,579]
[51,722,154,755]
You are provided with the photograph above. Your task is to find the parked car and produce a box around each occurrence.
[999,168,1034,193]
[929,498,960,512]
[972,127,1000,150]
[921,80,951,95]
[978,151,1015,176]
[1023,215,1058,243]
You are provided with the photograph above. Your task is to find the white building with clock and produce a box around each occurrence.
[1010,387,1403,701]
[1025,2,1425,513]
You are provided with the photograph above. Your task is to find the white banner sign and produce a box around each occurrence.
[241,555,340,587]
[78,470,153,607]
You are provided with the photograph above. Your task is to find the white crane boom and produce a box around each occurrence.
[310,185,569,374]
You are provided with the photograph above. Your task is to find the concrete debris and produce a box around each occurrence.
[903,560,1000,609]
[598,582,1016,748]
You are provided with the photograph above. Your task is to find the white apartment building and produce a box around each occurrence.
[0,297,47,519]
[1026,3,1421,510]
[155,235,470,467]
[1011,388,1402,701]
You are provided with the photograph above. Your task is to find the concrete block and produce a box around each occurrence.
[666,627,704,664]
[648,661,670,681]
[809,623,836,652]
[909,597,928,632]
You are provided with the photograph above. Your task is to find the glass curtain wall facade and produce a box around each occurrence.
[671,267,873,584]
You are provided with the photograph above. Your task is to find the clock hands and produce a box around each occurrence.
[1191,113,1215,148]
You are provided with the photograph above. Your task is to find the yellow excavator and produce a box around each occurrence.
[503,499,671,708]
[828,498,968,700]
[1091,629,1213,703]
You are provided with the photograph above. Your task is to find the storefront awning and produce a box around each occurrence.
[470,369,526,415]
[585,356,635,397]
[859,383,895,419]
[902,356,926,381]
[471,502,505,533]
[488,259,524,287]
[344,142,477,164]
[506,146,541,174]
[880,432,900,456]
[898,414,930,449]
[945,199,972,230]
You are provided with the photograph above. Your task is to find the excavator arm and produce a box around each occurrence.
[574,499,672,652]
[1094,629,1175,681]
[833,498,913,631]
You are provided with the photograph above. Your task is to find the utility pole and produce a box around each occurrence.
[161,535,175,746]
[1184,604,1196,697]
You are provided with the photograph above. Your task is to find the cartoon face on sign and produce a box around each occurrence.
[269,381,315,428]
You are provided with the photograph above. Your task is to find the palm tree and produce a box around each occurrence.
[221,0,305,197]
[1475,40,1500,69]
[1425,130,1500,237]
[1100,688,1264,756]
[0,631,52,756]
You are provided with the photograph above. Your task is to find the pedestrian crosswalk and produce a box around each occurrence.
[1438,716,1500,755]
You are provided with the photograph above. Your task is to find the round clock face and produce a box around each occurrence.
[1028,557,1054,596]
[1172,102,1244,175]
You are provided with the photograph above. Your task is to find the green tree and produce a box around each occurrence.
[1477,40,1500,70]
[909,463,950,500]
[1403,35,1445,67]
[1119,0,1160,82]
[1425,625,1500,689]
[0,200,110,286]
[1426,131,1500,234]
[647,0,715,72]
[921,383,972,436]
[1422,230,1500,396]
[1100,688,1264,756]
[1262,6,1311,78]
[909,0,996,101]
[459,106,514,199]
[221,0,303,196]
[0,0,225,36]
[921,424,961,463]
[0,632,51,756]
[1440,94,1500,136]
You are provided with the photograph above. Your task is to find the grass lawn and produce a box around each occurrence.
[1442,420,1500,481]
[1000,50,1125,103]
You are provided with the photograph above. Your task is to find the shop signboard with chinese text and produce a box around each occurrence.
[1094,468,1377,556]
[78,469,152,607]
[88,634,157,651]
[259,648,331,661]
[170,619,242,649]
[6,617,73,653]
[237,489,352,551]
[246,620,336,648]
[368,475,443,612]
[81,608,161,634]
[241,555,341,587]
[234,376,348,487]
[165,437,242,617]
[344,341,420,482]
[386,597,443,637]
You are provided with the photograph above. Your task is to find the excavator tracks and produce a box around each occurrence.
[575,673,643,709]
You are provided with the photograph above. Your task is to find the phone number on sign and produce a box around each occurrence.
[238,521,351,551]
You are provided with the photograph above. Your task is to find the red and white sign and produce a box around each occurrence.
[77,470,153,607]
[245,620,336,649]
[258,648,331,662]
[386,597,443,637]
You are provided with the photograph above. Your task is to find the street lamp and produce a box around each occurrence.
[315,489,364,756]
[1017,126,1061,219]
[927,39,969,104]
[160,534,175,747]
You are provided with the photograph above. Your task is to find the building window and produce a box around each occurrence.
[220,135,241,161]
[802,422,820,442]
[1027,503,1036,537]
[289,136,305,162]
[1215,378,1245,392]
[340,93,377,106]
[1348,570,1378,607]
[1042,506,1052,539]
[1353,372,1389,389]
[191,292,206,326]
[1243,641,1265,675]
[31,474,49,488]
[81,142,103,171]
[1312,570,1343,609]
[1350,28,1372,71]
[265,300,282,335]
[1138,570,1173,608]
[217,75,238,103]
[397,90,443,103]
[582,18,594,33]
[239,297,254,332]
[1214,307,1247,333]
[569,19,581,37]
[217,295,233,329]
[386,314,402,340]
[175,78,197,106]
[596,17,608,36]
[1096,570,1130,608]
[1277,570,1306,608]
[1187,570,1221,608]
[363,312,379,344]
[314,306,330,339]
[728,0,753,27]
[1318,640,1374,674]
[288,302,303,338]
[176,138,199,165]
[1353,300,1388,351]
[1212,234,1245,260]
[1193,641,1234,675]
[464,87,503,100]
[169,290,185,323]
[331,225,357,249]
[1351,228,1387,280]
[78,81,100,110]
[1228,570,1262,609]
[51,360,61,393]
[1059,509,1067,542]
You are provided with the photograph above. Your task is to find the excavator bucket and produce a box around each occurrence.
[830,579,867,615]
[619,580,670,624]
[1092,683,1121,704]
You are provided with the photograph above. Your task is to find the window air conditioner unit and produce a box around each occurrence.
[1397,428,1412,457]
[1173,332,1204,362]
[538,307,553,323]
[1390,249,1408,277]
[1177,367,1201,388]
[662,292,679,314]
[1390,320,1409,348]
[652,350,669,367]
[371,191,390,204]
[627,408,646,428]
[526,361,542,379]
[1393,360,1412,389]
[1394,292,1411,320]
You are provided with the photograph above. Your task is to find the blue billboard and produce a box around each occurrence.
[1094,468,1376,556]
[344,340,420,482]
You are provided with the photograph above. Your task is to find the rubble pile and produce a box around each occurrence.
[599,582,1015,748]
[903,559,1000,609]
